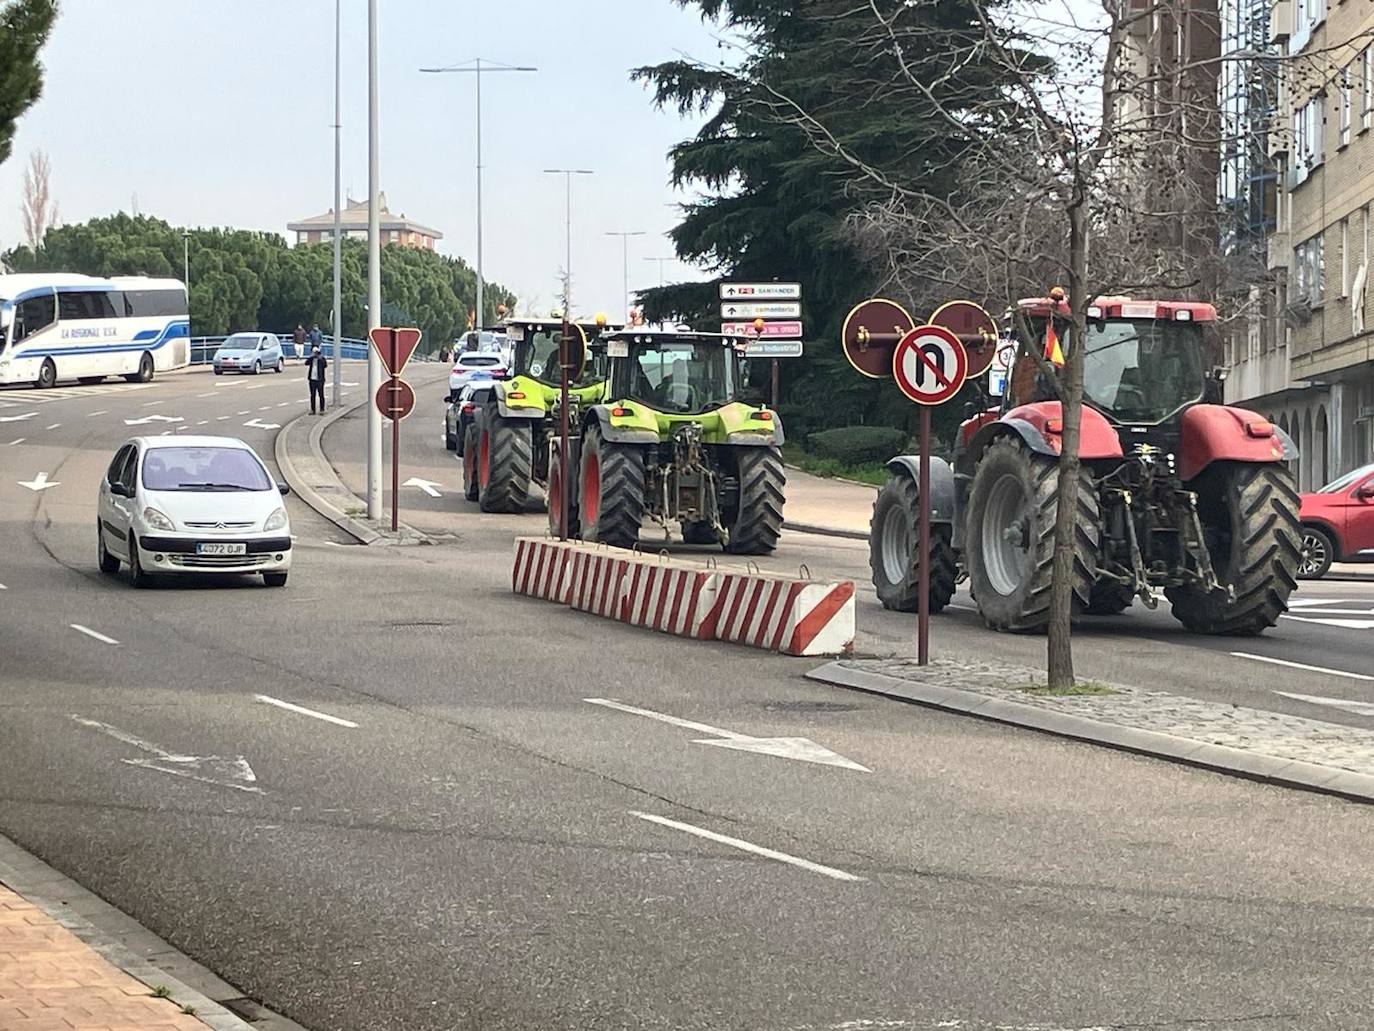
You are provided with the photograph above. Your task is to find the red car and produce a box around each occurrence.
[1298,461,1374,578]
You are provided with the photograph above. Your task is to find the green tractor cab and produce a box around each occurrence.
[471,317,620,513]
[551,329,786,554]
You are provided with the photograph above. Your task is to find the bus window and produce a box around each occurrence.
[58,290,119,321]
[125,289,187,318]
[13,293,55,343]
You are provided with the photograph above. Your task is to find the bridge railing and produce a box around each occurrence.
[188,336,449,365]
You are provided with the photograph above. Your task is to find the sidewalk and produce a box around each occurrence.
[781,468,874,538]
[0,885,213,1031]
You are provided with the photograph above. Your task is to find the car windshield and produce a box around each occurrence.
[624,340,733,414]
[1318,462,1374,493]
[220,335,259,351]
[141,447,272,491]
[1078,318,1206,423]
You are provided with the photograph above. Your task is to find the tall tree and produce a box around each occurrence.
[20,147,56,248]
[0,0,58,169]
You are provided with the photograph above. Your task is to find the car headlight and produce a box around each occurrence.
[263,507,287,532]
[142,507,175,531]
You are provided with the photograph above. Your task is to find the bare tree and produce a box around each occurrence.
[20,147,56,250]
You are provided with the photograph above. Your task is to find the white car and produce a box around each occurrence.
[213,332,284,375]
[448,351,507,393]
[97,436,293,587]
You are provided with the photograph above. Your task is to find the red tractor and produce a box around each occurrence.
[870,295,1303,634]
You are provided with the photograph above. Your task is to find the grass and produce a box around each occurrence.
[181,1004,198,1016]
[150,985,171,999]
[1020,680,1120,697]
[781,443,889,487]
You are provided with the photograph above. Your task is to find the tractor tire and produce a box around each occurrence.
[546,448,579,538]
[681,521,720,545]
[723,446,785,555]
[869,472,957,613]
[477,410,532,513]
[965,436,1097,632]
[1298,525,1335,580]
[579,423,644,550]
[1085,581,1134,615]
[462,425,480,502]
[1166,462,1301,635]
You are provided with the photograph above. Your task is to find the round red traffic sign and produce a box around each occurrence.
[375,377,416,421]
[840,298,915,379]
[892,325,967,406]
[929,300,1000,378]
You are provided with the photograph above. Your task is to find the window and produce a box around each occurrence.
[57,290,119,321]
[140,446,272,492]
[118,447,139,494]
[1364,48,1373,130]
[1340,66,1352,146]
[13,292,56,343]
[1292,98,1324,185]
[1295,233,1326,304]
[106,445,132,486]
[1292,0,1326,52]
[1341,219,1350,297]
[124,288,187,318]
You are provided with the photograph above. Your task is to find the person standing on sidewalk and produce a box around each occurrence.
[305,342,328,414]
[293,323,306,360]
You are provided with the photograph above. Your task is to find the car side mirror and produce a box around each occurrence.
[109,482,131,498]
[278,483,291,496]
[1356,483,1374,501]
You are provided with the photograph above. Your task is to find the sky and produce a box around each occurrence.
[0,0,730,320]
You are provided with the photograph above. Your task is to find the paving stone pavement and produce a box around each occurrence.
[841,656,1374,777]
[0,885,213,1031]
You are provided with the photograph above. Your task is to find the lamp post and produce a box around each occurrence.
[181,230,190,289]
[420,58,536,333]
[365,0,382,521]
[643,256,674,288]
[605,230,645,320]
[331,0,342,407]
[542,169,593,315]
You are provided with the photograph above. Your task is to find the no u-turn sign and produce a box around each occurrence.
[892,325,967,406]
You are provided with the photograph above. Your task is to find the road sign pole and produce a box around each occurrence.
[559,316,571,541]
[918,406,931,666]
[391,375,400,532]
[771,358,779,409]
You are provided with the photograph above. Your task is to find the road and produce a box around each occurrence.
[4,366,1374,1030]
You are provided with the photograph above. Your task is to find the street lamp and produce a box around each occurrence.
[643,256,674,288]
[420,58,536,333]
[605,230,646,320]
[181,230,190,289]
[366,0,382,521]
[542,169,593,314]
[331,0,343,405]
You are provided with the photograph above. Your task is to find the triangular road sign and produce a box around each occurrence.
[369,327,423,376]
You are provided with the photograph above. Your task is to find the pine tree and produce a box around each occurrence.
[0,0,58,169]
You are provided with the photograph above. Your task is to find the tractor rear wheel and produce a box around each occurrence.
[579,423,644,550]
[723,447,785,555]
[477,410,532,513]
[1085,581,1134,615]
[1166,462,1300,635]
[462,425,480,502]
[546,446,579,538]
[869,471,956,613]
[965,436,1097,632]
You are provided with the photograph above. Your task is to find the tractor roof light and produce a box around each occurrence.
[1175,309,1193,321]
[1245,419,1274,438]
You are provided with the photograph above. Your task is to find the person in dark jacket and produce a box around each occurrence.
[293,324,306,360]
[305,343,328,414]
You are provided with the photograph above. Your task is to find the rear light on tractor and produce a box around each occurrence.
[754,409,773,421]
[611,406,632,417]
[1245,419,1274,438]
[507,391,526,400]
[1045,418,1063,434]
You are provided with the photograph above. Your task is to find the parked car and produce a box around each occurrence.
[448,351,507,393]
[1298,461,1374,578]
[213,332,284,375]
[97,436,292,587]
[444,382,495,453]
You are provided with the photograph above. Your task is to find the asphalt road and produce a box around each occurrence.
[4,366,1374,1030]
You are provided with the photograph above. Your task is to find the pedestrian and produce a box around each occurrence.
[305,342,328,414]
[309,323,324,354]
[293,323,306,360]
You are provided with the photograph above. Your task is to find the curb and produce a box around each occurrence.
[0,832,308,1031]
[806,661,1374,804]
[784,520,868,541]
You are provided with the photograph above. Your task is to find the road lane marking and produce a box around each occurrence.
[87,410,107,417]
[70,624,119,645]
[238,410,250,415]
[276,401,290,407]
[0,411,37,423]
[8,438,24,446]
[0,583,7,590]
[1281,607,1374,617]
[1289,598,1354,608]
[258,405,272,411]
[216,415,230,420]
[1231,652,1374,681]
[1275,691,1374,717]
[1281,614,1374,630]
[17,472,58,491]
[70,715,263,794]
[255,694,358,728]
[629,811,863,882]
[45,423,60,429]
[140,400,162,407]
[197,391,217,398]
[196,420,208,426]
[949,603,977,613]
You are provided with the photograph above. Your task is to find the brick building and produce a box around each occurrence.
[1226,0,1374,489]
[287,192,442,251]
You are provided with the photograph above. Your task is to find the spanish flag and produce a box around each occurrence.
[1044,318,1065,367]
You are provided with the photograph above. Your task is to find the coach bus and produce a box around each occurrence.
[0,273,189,388]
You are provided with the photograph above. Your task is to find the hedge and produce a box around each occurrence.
[806,426,910,464]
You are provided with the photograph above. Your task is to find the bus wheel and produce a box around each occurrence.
[36,359,56,389]
[126,352,154,384]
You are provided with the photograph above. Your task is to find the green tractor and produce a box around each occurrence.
[551,329,786,554]
[469,317,619,513]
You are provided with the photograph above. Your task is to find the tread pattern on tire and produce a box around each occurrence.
[724,447,785,555]
[1166,463,1301,636]
[869,473,956,613]
[463,425,480,501]
[582,424,644,550]
[967,436,1097,632]
[478,410,532,513]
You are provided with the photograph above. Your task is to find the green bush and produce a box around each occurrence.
[807,426,910,464]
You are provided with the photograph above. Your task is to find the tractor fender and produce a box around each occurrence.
[1177,404,1297,482]
[885,456,955,524]
[585,405,659,445]
[956,402,1123,477]
[492,383,546,421]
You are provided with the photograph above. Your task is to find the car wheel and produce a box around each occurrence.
[253,360,262,375]
[276,358,284,373]
[126,352,154,383]
[1298,525,1335,579]
[98,522,119,574]
[263,572,288,587]
[36,358,57,389]
[445,425,458,451]
[127,534,153,588]
[213,368,223,376]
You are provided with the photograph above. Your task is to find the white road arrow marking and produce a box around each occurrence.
[403,476,443,498]
[1232,652,1374,681]
[18,472,59,492]
[1280,614,1374,630]
[244,418,281,430]
[0,411,37,423]
[1275,691,1374,718]
[630,811,862,882]
[584,697,869,772]
[70,715,263,794]
[123,414,184,426]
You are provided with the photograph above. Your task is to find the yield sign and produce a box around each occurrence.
[368,327,422,376]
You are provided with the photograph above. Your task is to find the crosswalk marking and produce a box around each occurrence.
[1,382,157,404]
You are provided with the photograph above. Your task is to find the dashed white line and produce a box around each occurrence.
[1275,690,1374,717]
[238,410,250,415]
[216,415,230,420]
[196,420,209,426]
[255,694,359,728]
[197,391,217,398]
[140,400,163,407]
[258,405,272,411]
[45,423,60,430]
[629,810,863,882]
[276,401,290,407]
[1231,651,1374,682]
[87,410,107,418]
[0,583,7,590]
[70,623,120,645]
[8,438,24,446]
[949,603,977,613]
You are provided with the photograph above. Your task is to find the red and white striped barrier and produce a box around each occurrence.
[511,538,572,603]
[620,561,714,637]
[565,548,636,620]
[697,573,855,657]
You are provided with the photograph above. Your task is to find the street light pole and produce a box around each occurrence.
[366,0,383,521]
[331,0,342,407]
[605,230,645,320]
[542,169,593,314]
[419,58,536,333]
[181,230,190,291]
[643,256,673,288]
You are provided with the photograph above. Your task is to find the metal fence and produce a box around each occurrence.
[188,336,448,365]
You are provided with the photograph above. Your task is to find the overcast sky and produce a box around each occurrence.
[0,0,728,320]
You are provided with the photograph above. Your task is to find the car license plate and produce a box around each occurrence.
[196,542,246,556]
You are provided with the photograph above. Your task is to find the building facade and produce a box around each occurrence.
[287,193,443,251]
[1225,0,1374,489]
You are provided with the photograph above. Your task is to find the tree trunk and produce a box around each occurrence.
[1047,199,1090,690]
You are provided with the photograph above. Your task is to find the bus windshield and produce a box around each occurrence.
[1079,319,1206,423]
